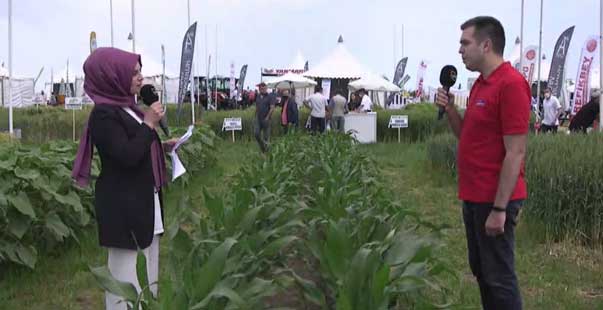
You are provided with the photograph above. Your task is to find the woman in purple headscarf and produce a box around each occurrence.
[72,48,176,309]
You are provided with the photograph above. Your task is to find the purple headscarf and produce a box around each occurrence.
[72,47,167,189]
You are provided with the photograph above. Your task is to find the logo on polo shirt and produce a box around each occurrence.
[476,99,487,107]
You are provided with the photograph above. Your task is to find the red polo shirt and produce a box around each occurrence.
[458,62,530,203]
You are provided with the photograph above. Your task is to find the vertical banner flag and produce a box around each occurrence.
[322,79,331,99]
[304,61,309,72]
[90,32,97,54]
[571,36,599,115]
[176,22,198,120]
[519,45,538,84]
[229,62,236,99]
[400,74,411,88]
[547,26,575,98]
[415,61,427,98]
[393,57,408,86]
[238,64,248,92]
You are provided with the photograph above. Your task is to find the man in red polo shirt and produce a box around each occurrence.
[437,16,530,310]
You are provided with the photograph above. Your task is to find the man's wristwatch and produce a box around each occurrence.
[492,206,507,212]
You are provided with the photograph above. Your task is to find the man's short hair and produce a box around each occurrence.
[461,16,506,56]
[315,85,323,93]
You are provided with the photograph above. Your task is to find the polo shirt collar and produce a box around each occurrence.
[477,61,511,85]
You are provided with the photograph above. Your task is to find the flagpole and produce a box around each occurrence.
[393,24,397,69]
[520,0,524,75]
[536,0,543,107]
[131,0,136,52]
[600,0,603,130]
[8,0,13,135]
[205,24,209,110]
[215,24,218,110]
[110,0,114,47]
[188,0,196,125]
[401,24,404,58]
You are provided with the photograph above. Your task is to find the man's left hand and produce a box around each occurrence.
[485,210,506,236]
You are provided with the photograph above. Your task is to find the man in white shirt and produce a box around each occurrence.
[541,87,562,134]
[359,89,373,112]
[303,85,329,133]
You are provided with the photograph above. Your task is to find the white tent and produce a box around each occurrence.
[288,51,306,70]
[348,74,401,92]
[265,72,317,89]
[304,36,368,79]
[507,37,521,65]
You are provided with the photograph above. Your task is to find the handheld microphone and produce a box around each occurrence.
[140,84,170,136]
[438,65,458,120]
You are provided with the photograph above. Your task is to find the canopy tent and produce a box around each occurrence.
[265,72,317,90]
[288,50,306,70]
[304,36,368,79]
[348,73,401,92]
[507,37,522,66]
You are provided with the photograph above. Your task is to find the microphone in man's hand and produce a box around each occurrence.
[438,65,458,120]
[140,84,170,136]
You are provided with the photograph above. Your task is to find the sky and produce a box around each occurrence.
[0,0,600,92]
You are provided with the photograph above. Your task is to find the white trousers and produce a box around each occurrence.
[105,235,160,310]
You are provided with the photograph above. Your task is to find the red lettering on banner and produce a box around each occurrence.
[573,56,594,114]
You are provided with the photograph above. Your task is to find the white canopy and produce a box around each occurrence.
[304,36,368,79]
[507,37,521,65]
[288,51,306,70]
[265,72,317,89]
[348,73,401,92]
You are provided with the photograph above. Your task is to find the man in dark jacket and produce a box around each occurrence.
[280,89,298,133]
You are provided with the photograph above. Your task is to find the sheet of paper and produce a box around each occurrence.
[170,125,194,181]
[173,125,194,152]
[170,151,186,181]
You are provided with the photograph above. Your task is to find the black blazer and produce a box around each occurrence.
[89,104,163,250]
[281,98,299,126]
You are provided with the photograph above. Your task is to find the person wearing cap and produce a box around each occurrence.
[541,87,562,134]
[280,89,298,134]
[255,82,277,152]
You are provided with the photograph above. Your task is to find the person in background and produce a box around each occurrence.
[71,47,178,310]
[303,85,329,133]
[436,16,528,310]
[540,87,562,134]
[280,89,299,134]
[349,92,360,111]
[254,82,277,152]
[359,89,373,112]
[329,91,348,132]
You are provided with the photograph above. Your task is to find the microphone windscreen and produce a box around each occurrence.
[140,84,159,106]
[439,65,458,88]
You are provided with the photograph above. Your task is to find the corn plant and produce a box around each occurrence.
[92,132,452,309]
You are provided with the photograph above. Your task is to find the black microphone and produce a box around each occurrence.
[438,65,458,120]
[140,84,170,136]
